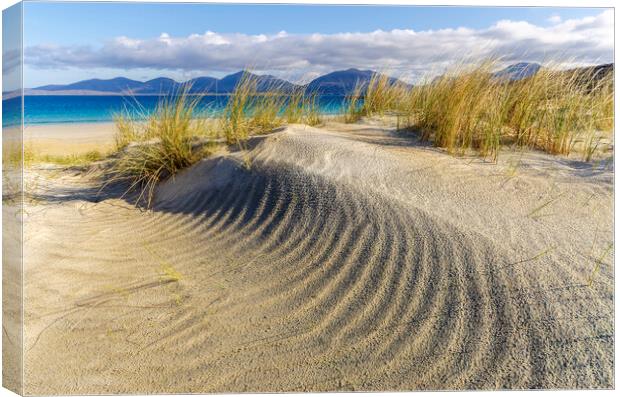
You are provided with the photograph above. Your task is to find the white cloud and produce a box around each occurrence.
[23,10,613,83]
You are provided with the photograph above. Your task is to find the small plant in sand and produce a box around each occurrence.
[407,60,511,159]
[107,87,210,207]
[37,150,105,166]
[362,72,408,116]
[11,143,105,168]
[304,93,322,126]
[221,72,322,142]
[221,73,258,144]
[581,132,602,162]
[251,91,287,132]
[587,243,613,287]
[344,72,412,122]
[113,113,143,151]
[344,82,365,123]
[221,72,290,144]
[284,87,305,124]
[283,88,323,126]
[2,141,29,169]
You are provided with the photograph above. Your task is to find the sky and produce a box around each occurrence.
[10,2,615,87]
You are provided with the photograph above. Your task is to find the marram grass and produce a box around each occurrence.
[346,60,613,160]
[221,72,323,144]
[107,87,212,207]
[107,62,612,207]
[109,74,324,206]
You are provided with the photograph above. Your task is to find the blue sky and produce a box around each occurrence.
[17,2,614,87]
[24,3,603,41]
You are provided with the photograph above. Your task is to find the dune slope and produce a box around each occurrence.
[23,124,613,393]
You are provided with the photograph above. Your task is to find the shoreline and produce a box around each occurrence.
[19,115,614,163]
[4,111,347,129]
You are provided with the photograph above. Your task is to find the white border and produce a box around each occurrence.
[0,2,617,397]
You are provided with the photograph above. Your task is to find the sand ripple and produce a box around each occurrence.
[23,125,613,393]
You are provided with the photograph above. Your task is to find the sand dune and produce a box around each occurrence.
[22,123,613,393]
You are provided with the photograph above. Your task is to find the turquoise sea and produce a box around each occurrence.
[2,95,349,127]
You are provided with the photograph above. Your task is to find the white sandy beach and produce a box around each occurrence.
[24,122,117,156]
[17,121,614,393]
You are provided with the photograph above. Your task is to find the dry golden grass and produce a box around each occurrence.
[221,72,257,144]
[99,61,613,206]
[344,82,364,123]
[107,87,212,207]
[346,60,613,160]
[362,72,409,116]
[108,74,325,206]
[221,72,322,144]
[304,93,322,126]
[35,151,105,166]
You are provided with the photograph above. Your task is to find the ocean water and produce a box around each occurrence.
[2,95,349,127]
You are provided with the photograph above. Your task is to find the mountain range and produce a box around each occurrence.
[29,68,396,96]
[17,63,613,97]
[32,71,298,96]
[492,62,542,80]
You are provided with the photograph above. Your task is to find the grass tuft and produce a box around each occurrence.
[107,86,210,207]
[221,72,257,144]
[410,60,613,159]
[220,71,322,143]
[344,82,364,123]
[39,151,105,166]
[587,243,613,287]
[345,59,613,159]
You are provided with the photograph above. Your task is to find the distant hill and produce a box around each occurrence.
[36,77,146,93]
[493,62,542,80]
[306,68,408,95]
[566,63,613,91]
[493,62,614,86]
[185,76,218,93]
[31,71,298,95]
[576,63,613,79]
[306,68,375,95]
[214,71,298,93]
[28,68,408,96]
[25,64,611,97]
[140,77,179,93]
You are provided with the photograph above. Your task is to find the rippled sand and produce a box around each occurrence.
[22,123,613,393]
